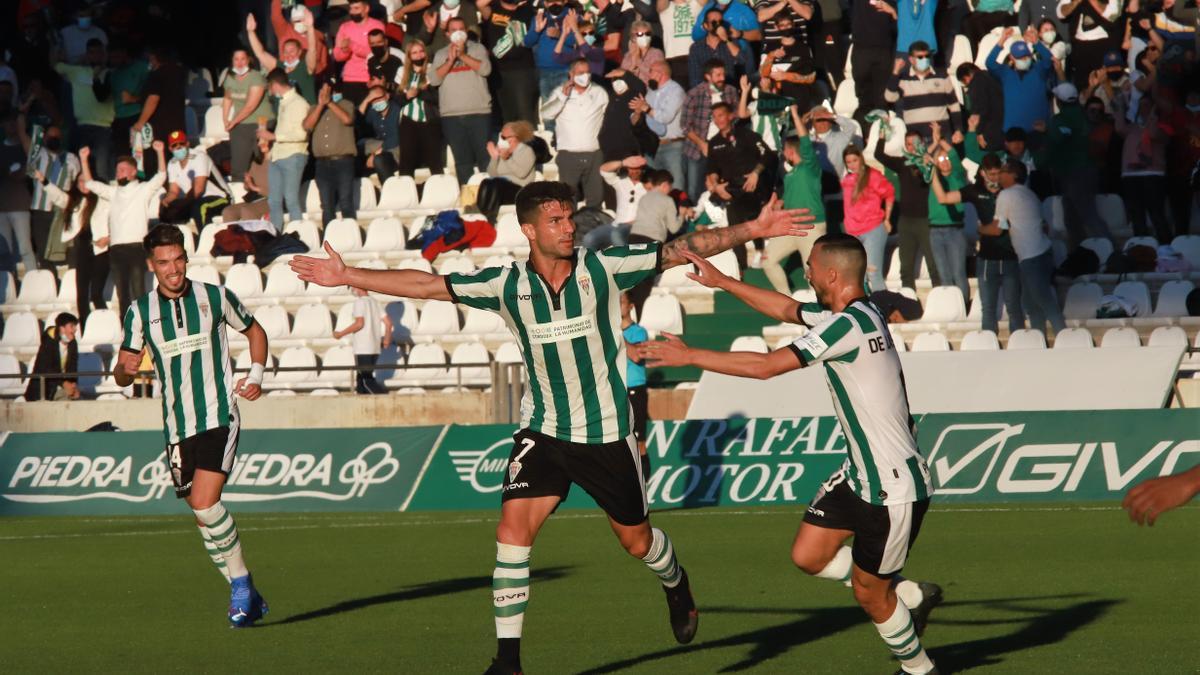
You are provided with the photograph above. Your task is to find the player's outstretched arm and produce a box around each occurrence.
[641,333,802,379]
[660,194,813,270]
[677,249,800,323]
[1122,465,1200,526]
[289,242,452,301]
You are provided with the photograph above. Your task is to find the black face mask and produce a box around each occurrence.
[647,79,659,91]
[117,177,131,186]
[371,45,387,59]
[352,12,366,22]
[546,3,563,13]
[43,137,61,152]
[412,57,427,66]
[1107,70,1124,81]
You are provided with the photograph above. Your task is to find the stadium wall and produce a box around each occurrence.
[2,410,1197,515]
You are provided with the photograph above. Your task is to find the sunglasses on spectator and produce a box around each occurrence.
[634,31,651,37]
[581,31,595,36]
[911,52,930,59]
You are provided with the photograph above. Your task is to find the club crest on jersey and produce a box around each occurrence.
[508,460,523,483]
[199,303,210,318]
[579,276,592,295]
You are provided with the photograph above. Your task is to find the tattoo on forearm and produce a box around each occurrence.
[662,222,755,267]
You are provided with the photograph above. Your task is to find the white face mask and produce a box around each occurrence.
[294,22,308,34]
[232,66,249,76]
[445,0,462,7]
[1040,30,1056,44]
[497,137,511,151]
[449,30,468,45]
[613,79,628,95]
[574,72,591,88]
[636,35,651,49]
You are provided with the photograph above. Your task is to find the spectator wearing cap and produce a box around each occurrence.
[333,0,387,104]
[429,17,494,186]
[1043,81,1109,244]
[25,313,80,401]
[885,41,964,143]
[258,69,311,230]
[1057,0,1121,91]
[995,159,1066,335]
[247,10,320,105]
[542,59,609,208]
[303,82,358,227]
[160,131,228,227]
[222,49,274,181]
[807,105,860,190]
[477,120,539,223]
[987,28,1056,132]
[956,63,1006,152]
[1081,49,1131,118]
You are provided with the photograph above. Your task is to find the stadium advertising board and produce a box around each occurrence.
[0,426,443,515]
[406,410,1200,509]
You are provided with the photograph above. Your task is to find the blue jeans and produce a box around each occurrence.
[929,226,969,304]
[652,141,686,191]
[268,154,307,230]
[854,223,888,293]
[1019,248,1067,335]
[442,114,492,186]
[315,156,356,227]
[537,68,568,133]
[582,223,630,250]
[683,155,707,207]
[977,257,1024,333]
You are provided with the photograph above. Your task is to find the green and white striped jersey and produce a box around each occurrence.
[446,244,661,444]
[120,281,255,445]
[788,298,933,506]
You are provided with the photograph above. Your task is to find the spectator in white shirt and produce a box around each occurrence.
[334,287,393,394]
[160,130,228,228]
[541,58,609,207]
[995,159,1066,335]
[59,8,107,65]
[584,156,649,249]
[637,61,688,190]
[80,141,167,319]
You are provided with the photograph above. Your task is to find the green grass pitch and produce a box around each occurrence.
[2,504,1196,673]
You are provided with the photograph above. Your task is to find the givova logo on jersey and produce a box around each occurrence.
[926,422,1200,498]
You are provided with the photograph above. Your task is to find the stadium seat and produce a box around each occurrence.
[412,300,460,342]
[252,305,291,342]
[1124,235,1159,251]
[1095,194,1129,238]
[1100,326,1141,348]
[1006,329,1047,350]
[960,329,1000,351]
[467,172,489,187]
[1153,280,1195,317]
[202,105,228,142]
[1052,327,1094,349]
[324,217,364,252]
[261,263,307,303]
[0,272,15,304]
[397,257,434,273]
[283,220,321,252]
[1063,282,1103,321]
[889,326,907,352]
[74,351,104,397]
[911,331,951,351]
[833,78,858,118]
[224,263,265,303]
[378,175,420,211]
[949,34,973,71]
[494,341,523,365]
[357,176,378,211]
[1169,235,1200,267]
[288,303,335,347]
[419,174,460,211]
[10,269,58,311]
[791,288,818,304]
[973,29,1003,68]
[310,388,340,396]
[1080,237,1114,264]
[436,255,477,275]
[1112,281,1152,317]
[920,287,967,323]
[267,389,297,397]
[174,225,197,256]
[730,335,769,353]
[317,345,356,388]
[460,306,509,340]
[639,294,684,336]
[362,217,406,254]
[228,181,248,203]
[392,343,450,387]
[492,213,527,249]
[1041,196,1066,238]
[266,346,319,390]
[77,309,122,353]
[304,179,322,214]
[0,354,26,396]
[385,300,420,344]
[186,264,221,286]
[192,223,228,263]
[481,254,517,269]
[1148,325,1188,348]
[449,342,492,386]
[0,312,41,356]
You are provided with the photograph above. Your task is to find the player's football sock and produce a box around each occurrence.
[875,599,936,675]
[193,502,249,579]
[642,527,682,588]
[196,523,232,583]
[493,542,531,670]
[895,578,923,608]
[815,545,853,588]
[900,579,943,637]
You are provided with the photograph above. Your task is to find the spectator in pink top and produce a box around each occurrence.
[333,0,386,104]
[840,144,894,292]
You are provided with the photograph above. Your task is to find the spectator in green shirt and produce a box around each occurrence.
[55,40,114,180]
[222,50,275,181]
[106,41,149,165]
[925,123,970,304]
[762,104,826,294]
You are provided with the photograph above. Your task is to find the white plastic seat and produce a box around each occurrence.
[730,335,769,353]
[889,326,907,352]
[494,341,523,364]
[0,312,41,356]
[253,305,291,342]
[77,309,122,352]
[261,263,307,302]
[357,177,378,211]
[174,225,197,256]
[202,105,228,142]
[960,329,1000,351]
[461,306,508,338]
[481,254,517,269]
[267,346,319,390]
[54,269,77,310]
[0,272,15,304]
[384,299,420,343]
[192,224,228,263]
[1153,280,1195,317]
[1100,326,1141,348]
[912,331,951,351]
[317,345,356,387]
[1148,325,1187,347]
[0,354,26,396]
[1007,328,1047,350]
[1052,327,1094,349]
[11,269,57,311]
[412,300,460,342]
[1169,235,1200,267]
[920,287,967,323]
[288,303,335,346]
[1112,281,1152,317]
[283,220,321,252]
[378,175,419,211]
[186,264,221,286]
[833,79,858,117]
[1096,194,1128,237]
[492,213,527,249]
[449,341,492,386]
[392,343,450,386]
[1080,237,1114,264]
[1063,282,1103,321]
[323,218,364,252]
[223,263,264,303]
[1124,235,1159,252]
[436,255,477,275]
[397,257,434,273]
[362,217,405,253]
[419,174,460,211]
[303,179,321,214]
[1041,196,1066,239]
[639,294,684,335]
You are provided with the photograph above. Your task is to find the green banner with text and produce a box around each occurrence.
[0,426,443,515]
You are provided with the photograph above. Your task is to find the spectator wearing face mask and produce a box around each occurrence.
[54,39,114,181]
[1082,49,1132,118]
[360,86,403,183]
[1057,0,1121,91]
[333,0,387,104]
[924,125,971,305]
[222,49,274,182]
[258,69,311,231]
[885,41,964,143]
[616,21,667,85]
[303,83,357,227]
[60,8,107,65]
[269,0,329,76]
[430,17,495,185]
[416,0,483,56]
[755,0,816,55]
[541,59,609,207]
[639,61,688,189]
[396,40,445,178]
[687,8,756,88]
[553,13,606,77]
[35,167,110,326]
[365,28,403,94]
[690,0,763,52]
[956,63,1006,152]
[986,27,1056,132]
[524,0,579,127]
[25,313,81,401]
[160,131,228,228]
[248,11,320,105]
[478,121,538,223]
[15,115,79,269]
